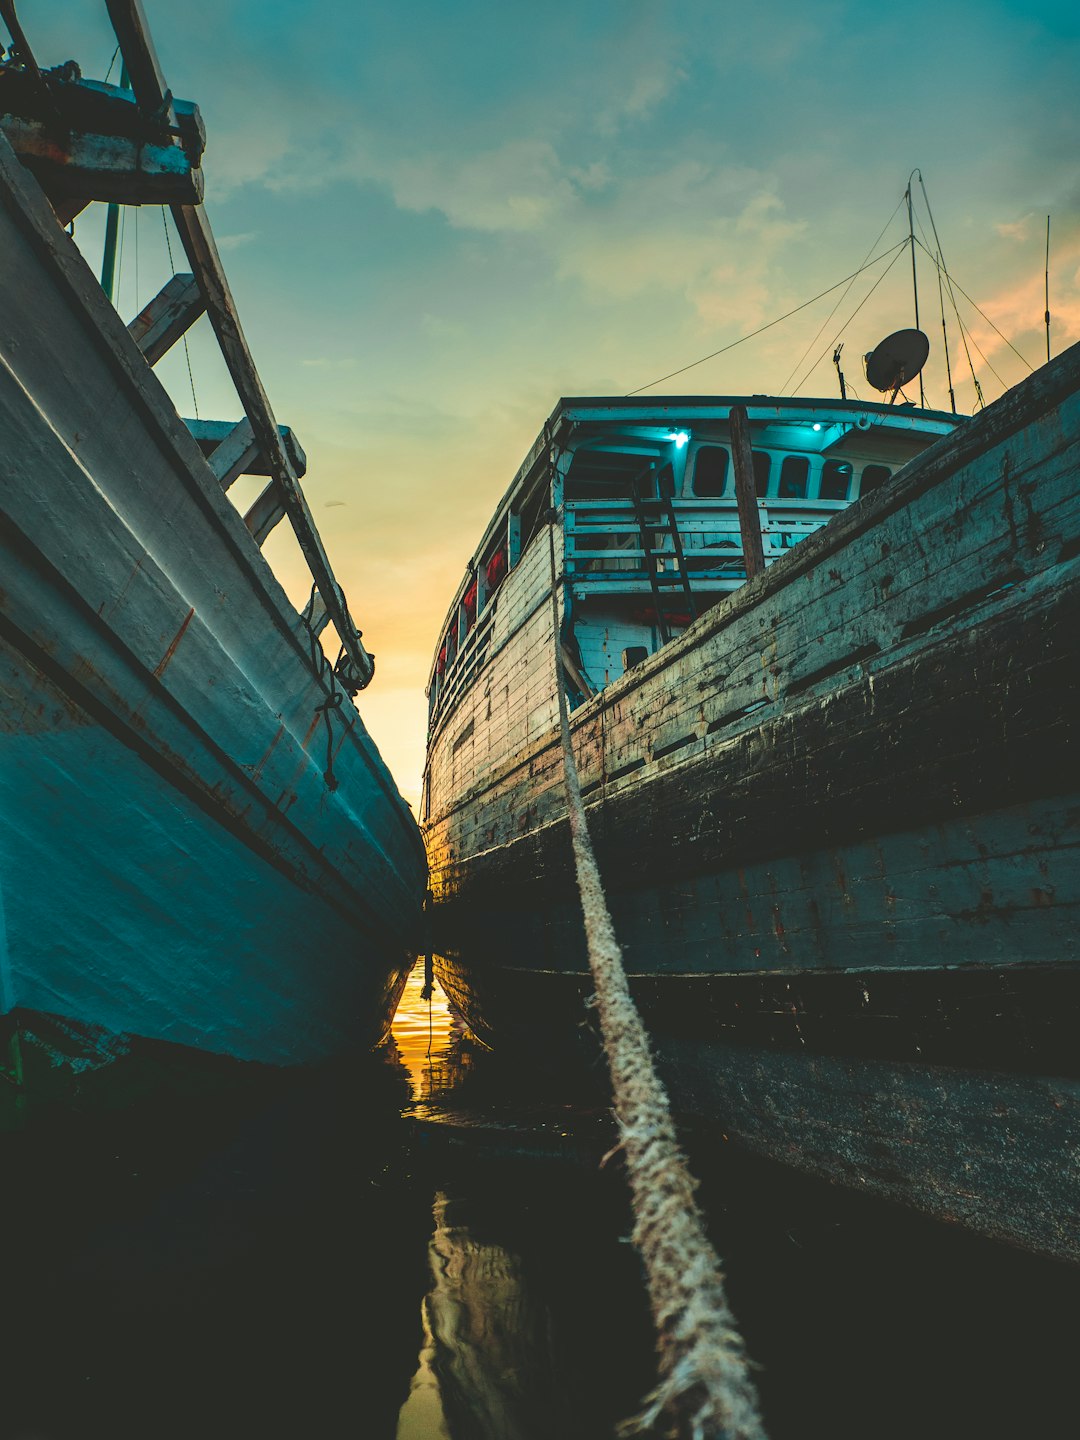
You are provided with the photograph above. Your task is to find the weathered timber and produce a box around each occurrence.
[0,99,426,1105]
[0,66,205,159]
[244,481,286,547]
[127,272,205,366]
[184,417,307,482]
[100,0,374,689]
[422,343,1080,1261]
[0,111,202,205]
[205,417,260,490]
[729,403,765,578]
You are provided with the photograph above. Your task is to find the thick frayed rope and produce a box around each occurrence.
[546,518,767,1440]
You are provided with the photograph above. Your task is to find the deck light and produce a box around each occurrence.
[669,430,689,448]
[812,423,822,432]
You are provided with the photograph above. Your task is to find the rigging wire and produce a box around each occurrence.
[103,43,120,83]
[779,194,907,395]
[160,205,200,419]
[912,175,987,408]
[913,235,1033,373]
[626,239,908,395]
[791,244,907,397]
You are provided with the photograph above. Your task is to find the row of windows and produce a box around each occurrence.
[691,446,891,502]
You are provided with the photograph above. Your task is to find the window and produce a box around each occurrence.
[860,464,891,497]
[485,544,507,593]
[778,455,810,499]
[753,451,771,497]
[820,459,853,500]
[565,447,655,498]
[692,446,729,497]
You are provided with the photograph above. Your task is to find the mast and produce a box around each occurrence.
[1045,215,1051,364]
[906,171,924,407]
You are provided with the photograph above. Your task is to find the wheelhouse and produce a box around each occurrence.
[426,395,961,737]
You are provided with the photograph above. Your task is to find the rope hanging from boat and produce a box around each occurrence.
[544,514,767,1440]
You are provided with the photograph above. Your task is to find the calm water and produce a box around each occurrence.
[3,961,1080,1440]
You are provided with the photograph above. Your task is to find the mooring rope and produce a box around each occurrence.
[545,516,766,1440]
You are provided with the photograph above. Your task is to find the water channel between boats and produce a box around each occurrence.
[3,958,1079,1440]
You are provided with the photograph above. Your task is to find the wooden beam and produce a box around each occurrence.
[244,482,286,547]
[0,68,205,163]
[204,418,260,492]
[106,0,374,689]
[304,591,333,641]
[183,418,307,481]
[103,0,174,128]
[0,113,203,205]
[127,272,204,366]
[729,403,765,580]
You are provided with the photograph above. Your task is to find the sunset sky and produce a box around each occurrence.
[25,0,1080,808]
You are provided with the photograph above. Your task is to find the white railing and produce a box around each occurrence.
[564,496,846,594]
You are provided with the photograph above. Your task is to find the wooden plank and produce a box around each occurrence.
[103,0,374,690]
[183,418,307,480]
[126,272,204,366]
[244,482,286,547]
[0,67,205,162]
[0,113,203,205]
[729,403,765,578]
[204,418,260,491]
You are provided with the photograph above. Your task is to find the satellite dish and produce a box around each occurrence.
[863,328,930,395]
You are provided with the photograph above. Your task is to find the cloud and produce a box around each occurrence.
[217,231,259,250]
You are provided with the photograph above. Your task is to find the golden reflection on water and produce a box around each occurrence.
[387,958,468,1102]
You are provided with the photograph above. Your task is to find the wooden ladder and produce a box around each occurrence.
[630,475,698,644]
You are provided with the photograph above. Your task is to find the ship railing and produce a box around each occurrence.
[429,602,498,733]
[564,496,845,592]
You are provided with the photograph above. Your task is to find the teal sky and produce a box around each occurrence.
[23,1,1080,806]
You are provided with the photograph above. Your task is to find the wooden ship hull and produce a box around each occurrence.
[0,10,426,1119]
[424,351,1080,1262]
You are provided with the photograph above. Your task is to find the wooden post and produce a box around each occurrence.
[729,404,765,580]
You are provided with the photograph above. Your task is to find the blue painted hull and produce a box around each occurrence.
[0,132,426,1111]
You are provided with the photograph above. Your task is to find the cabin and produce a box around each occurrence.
[423,396,959,824]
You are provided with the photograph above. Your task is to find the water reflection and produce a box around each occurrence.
[385,960,1080,1440]
[387,961,656,1439]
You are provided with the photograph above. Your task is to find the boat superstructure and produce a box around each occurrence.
[424,394,958,834]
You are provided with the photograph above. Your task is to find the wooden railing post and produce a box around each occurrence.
[729,404,765,580]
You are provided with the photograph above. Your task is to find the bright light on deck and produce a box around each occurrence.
[669,430,689,448]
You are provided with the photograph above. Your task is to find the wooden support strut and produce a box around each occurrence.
[127,272,204,366]
[103,0,374,690]
[729,403,766,580]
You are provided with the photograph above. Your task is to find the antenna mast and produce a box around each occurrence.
[833,344,847,400]
[1045,215,1051,364]
[905,171,925,406]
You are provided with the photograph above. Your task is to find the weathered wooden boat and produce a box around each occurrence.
[423,345,1080,1262]
[0,2,427,1120]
